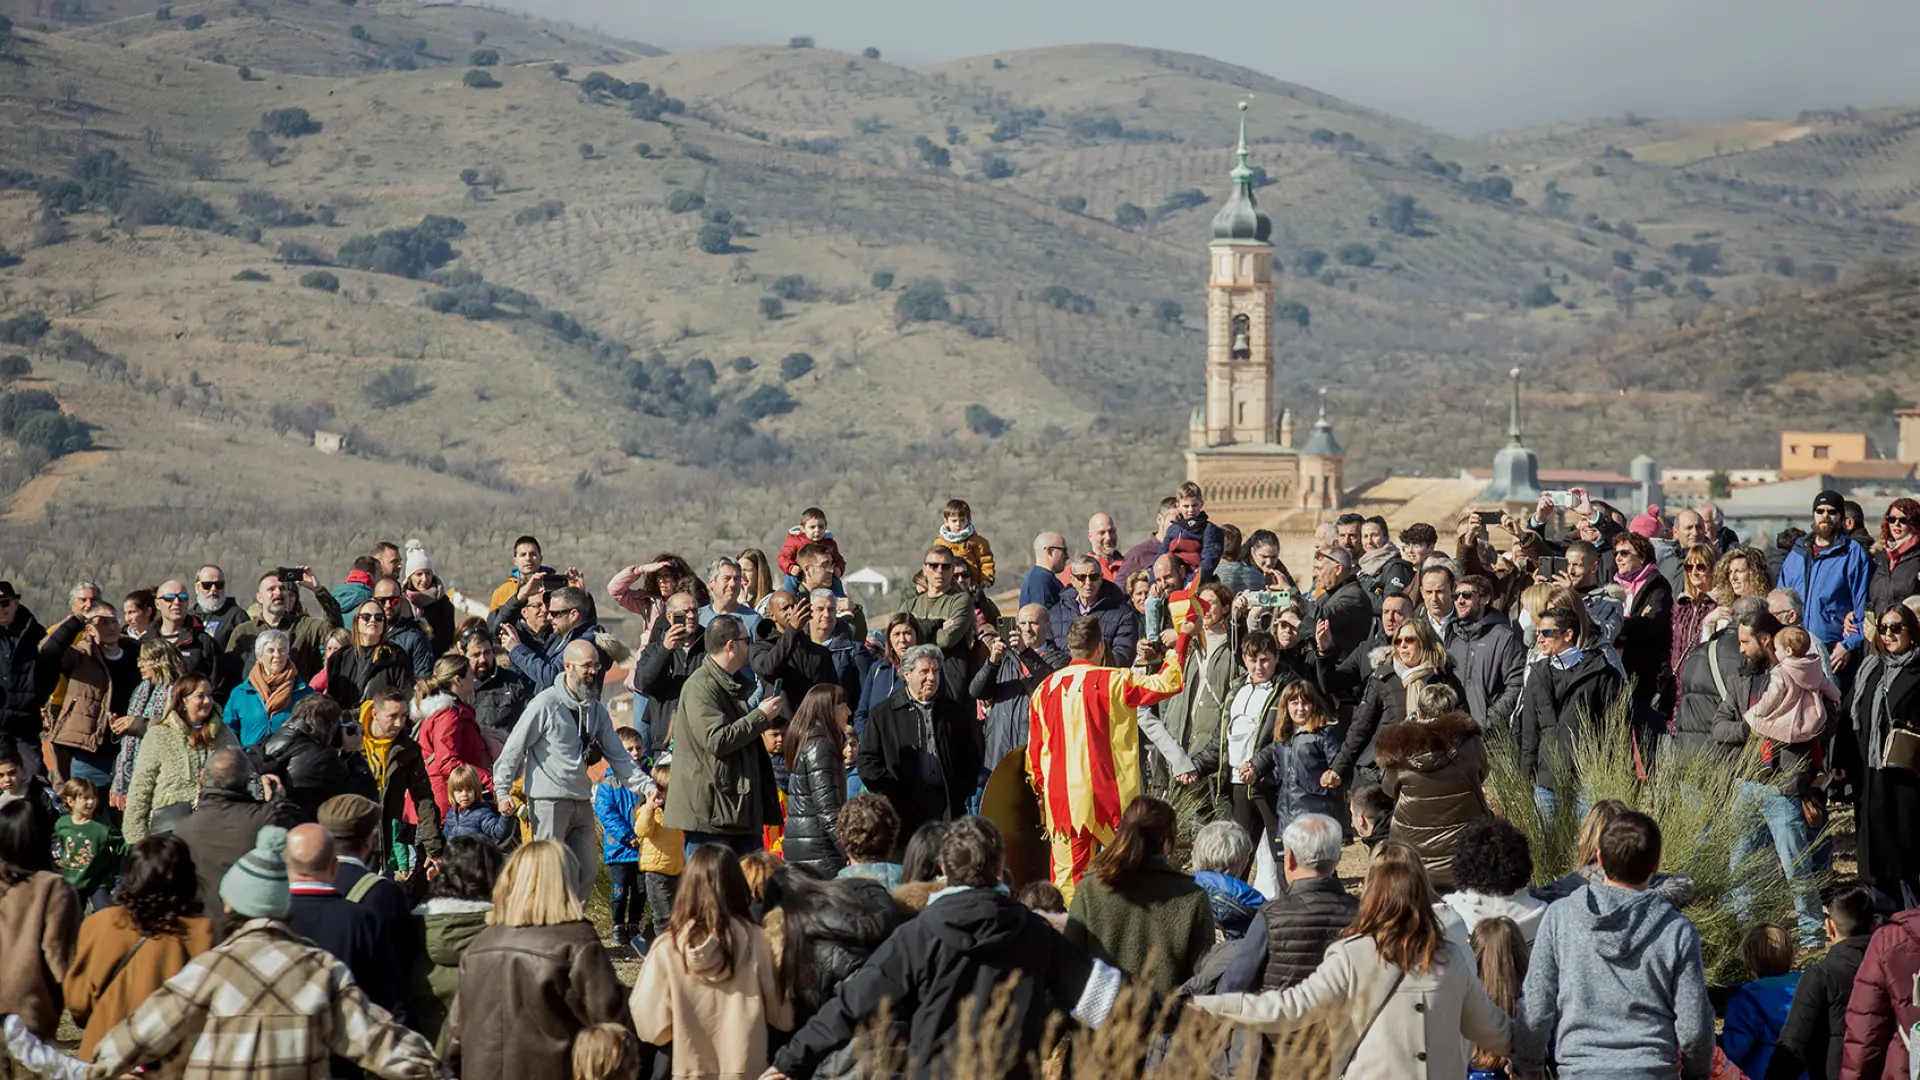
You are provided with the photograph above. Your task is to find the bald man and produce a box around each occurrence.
[1085,513,1124,581]
[283,823,403,1019]
[494,637,650,901]
[1022,532,1068,609]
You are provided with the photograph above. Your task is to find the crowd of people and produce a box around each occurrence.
[1,481,1920,1079]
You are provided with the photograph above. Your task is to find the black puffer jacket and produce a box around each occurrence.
[145,621,222,687]
[1312,578,1375,664]
[783,731,848,876]
[1328,656,1466,779]
[323,642,413,708]
[1674,623,1745,754]
[1259,875,1362,990]
[772,874,901,1020]
[1518,649,1625,789]
[255,725,372,819]
[1872,544,1920,620]
[472,665,535,734]
[0,607,47,739]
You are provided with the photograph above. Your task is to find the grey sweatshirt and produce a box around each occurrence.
[491,674,648,802]
[1514,881,1714,1080]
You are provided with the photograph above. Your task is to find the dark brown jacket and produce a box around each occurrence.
[1377,711,1491,893]
[442,920,630,1080]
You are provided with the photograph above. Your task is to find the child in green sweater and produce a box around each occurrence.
[52,777,117,911]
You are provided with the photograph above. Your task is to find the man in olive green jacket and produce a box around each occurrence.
[662,614,786,857]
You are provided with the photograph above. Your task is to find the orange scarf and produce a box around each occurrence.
[249,662,295,717]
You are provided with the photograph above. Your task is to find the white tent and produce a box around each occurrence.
[843,566,891,595]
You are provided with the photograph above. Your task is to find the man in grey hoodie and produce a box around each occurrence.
[1515,810,1713,1080]
[494,639,650,900]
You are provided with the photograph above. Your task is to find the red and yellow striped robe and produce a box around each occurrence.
[1026,638,1189,894]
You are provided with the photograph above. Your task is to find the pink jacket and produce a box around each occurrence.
[1744,653,1839,746]
[606,566,667,639]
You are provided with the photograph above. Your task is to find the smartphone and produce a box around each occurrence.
[273,566,303,583]
[996,615,1017,637]
[541,572,568,590]
[1537,555,1567,579]
[1473,509,1503,526]
[1544,490,1576,510]
[1246,590,1295,608]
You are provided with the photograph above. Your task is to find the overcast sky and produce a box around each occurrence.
[510,0,1920,135]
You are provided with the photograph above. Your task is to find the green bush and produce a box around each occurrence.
[462,69,499,89]
[298,270,339,292]
[16,410,91,457]
[1056,195,1086,214]
[1523,283,1560,308]
[1275,299,1311,329]
[730,356,755,373]
[666,190,705,214]
[759,297,783,321]
[964,403,1008,437]
[180,13,205,29]
[738,384,796,420]
[1335,242,1375,267]
[469,49,498,66]
[1485,705,1814,985]
[696,223,731,254]
[0,355,29,381]
[232,269,271,282]
[769,274,812,301]
[1298,249,1327,276]
[362,364,431,409]
[0,312,51,346]
[261,108,320,138]
[0,390,57,434]
[893,279,950,323]
[870,270,894,290]
[779,352,814,380]
[1114,203,1147,229]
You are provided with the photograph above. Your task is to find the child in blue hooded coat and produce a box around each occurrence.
[1722,923,1801,1079]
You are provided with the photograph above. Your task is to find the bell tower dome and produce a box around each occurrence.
[1204,102,1277,447]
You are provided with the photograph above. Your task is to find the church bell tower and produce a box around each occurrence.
[1204,102,1277,447]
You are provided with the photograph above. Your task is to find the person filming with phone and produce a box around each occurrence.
[227,566,345,687]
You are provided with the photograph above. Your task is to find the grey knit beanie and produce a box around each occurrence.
[220,825,291,920]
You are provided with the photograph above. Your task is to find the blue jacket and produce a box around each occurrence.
[510,621,611,694]
[1779,533,1870,652]
[1255,726,1344,829]
[854,659,906,741]
[1159,515,1225,584]
[1019,565,1064,610]
[331,580,373,619]
[1192,871,1265,940]
[222,677,315,747]
[443,802,512,844]
[1047,580,1139,669]
[1722,972,1799,1079]
[594,780,641,864]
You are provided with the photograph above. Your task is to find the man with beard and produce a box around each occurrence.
[1779,489,1871,679]
[1310,546,1372,665]
[227,567,344,685]
[495,638,651,900]
[461,623,534,736]
[370,576,434,679]
[192,564,248,652]
[1447,575,1527,730]
[1357,515,1415,610]
[1711,606,1827,943]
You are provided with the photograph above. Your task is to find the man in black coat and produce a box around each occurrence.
[1315,593,1412,716]
[318,794,419,1013]
[634,591,708,756]
[1518,606,1624,811]
[751,590,862,713]
[1446,576,1527,731]
[256,695,371,819]
[463,626,534,735]
[858,644,983,846]
[1309,547,1373,665]
[770,816,1113,1080]
[171,748,309,939]
[0,582,48,777]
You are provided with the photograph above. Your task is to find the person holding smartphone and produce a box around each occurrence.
[226,566,346,687]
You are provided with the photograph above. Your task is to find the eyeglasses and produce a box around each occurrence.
[1891,516,1912,525]
[923,562,953,572]
[197,580,224,591]
[377,595,403,606]
[1452,590,1476,600]
[1393,636,1420,645]
[1880,623,1909,636]
[157,593,189,602]
[548,607,576,618]
[1536,628,1564,639]
[356,613,387,623]
[1044,545,1066,553]
[1684,563,1710,572]
[1071,573,1101,582]
[0,598,15,608]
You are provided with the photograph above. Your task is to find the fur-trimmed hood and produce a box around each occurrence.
[892,879,944,916]
[1374,710,1482,771]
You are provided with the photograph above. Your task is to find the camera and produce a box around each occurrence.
[273,567,303,583]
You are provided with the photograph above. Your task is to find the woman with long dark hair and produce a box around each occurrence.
[630,845,792,1078]
[124,674,238,843]
[63,833,213,1063]
[1194,840,1512,1077]
[323,599,413,708]
[1611,531,1674,759]
[1063,795,1213,993]
[766,868,899,1034]
[783,684,854,877]
[853,612,919,741]
[0,798,79,1046]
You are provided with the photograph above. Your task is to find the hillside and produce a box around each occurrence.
[1,8,1920,594]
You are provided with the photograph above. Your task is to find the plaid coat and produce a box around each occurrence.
[85,918,444,1080]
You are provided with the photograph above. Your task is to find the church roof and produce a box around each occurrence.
[1211,103,1272,244]
[1299,388,1342,457]
[1479,368,1540,503]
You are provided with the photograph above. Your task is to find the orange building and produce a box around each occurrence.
[1780,431,1871,479]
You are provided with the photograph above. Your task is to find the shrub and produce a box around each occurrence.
[1523,283,1560,308]
[276,241,327,265]
[261,108,320,138]
[769,274,813,301]
[237,65,251,80]
[180,13,205,29]
[578,142,595,160]
[16,410,91,457]
[1155,188,1208,218]
[1381,194,1421,235]
[696,222,731,254]
[1056,194,1086,214]
[738,384,796,420]
[231,269,271,282]
[779,352,814,380]
[335,216,464,278]
[1153,299,1182,323]
[1275,299,1310,329]
[459,168,479,186]
[759,297,783,320]
[298,270,339,292]
[462,69,499,89]
[862,46,880,59]
[0,355,29,380]
[964,403,1008,437]
[980,154,1013,180]
[0,246,17,269]
[512,200,564,226]
[154,5,170,17]
[666,190,706,214]
[870,270,894,290]
[0,312,51,346]
[1038,285,1096,315]
[730,356,755,373]
[788,35,814,48]
[469,48,498,66]
[550,63,569,78]
[362,364,431,408]
[1335,243,1375,267]
[894,279,950,324]
[633,142,652,158]
[1114,203,1147,229]
[0,390,58,434]
[1612,250,1635,270]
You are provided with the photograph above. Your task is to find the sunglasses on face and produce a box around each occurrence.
[1891,516,1912,525]
[1536,628,1564,639]
[924,562,952,571]
[1394,636,1420,646]
[548,607,576,618]
[197,580,224,590]
[0,598,14,608]
[158,593,189,602]
[1453,590,1476,600]
[1684,563,1710,572]
[356,613,386,623]
[1071,573,1101,582]
[1881,623,1909,636]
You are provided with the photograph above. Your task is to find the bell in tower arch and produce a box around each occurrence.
[1229,314,1251,360]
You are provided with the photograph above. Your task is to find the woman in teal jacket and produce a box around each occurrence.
[222,629,315,746]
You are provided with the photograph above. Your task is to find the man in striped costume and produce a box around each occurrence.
[1028,613,1198,901]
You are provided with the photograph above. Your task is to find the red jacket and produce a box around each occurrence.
[777,529,846,578]
[412,695,494,812]
[1843,908,1920,1079]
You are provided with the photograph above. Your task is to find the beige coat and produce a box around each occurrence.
[630,919,792,1080]
[1194,933,1511,1080]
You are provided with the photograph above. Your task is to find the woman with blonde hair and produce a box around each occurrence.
[736,548,775,613]
[1326,615,1467,800]
[1194,840,1512,1078]
[631,845,791,1079]
[1534,799,1695,908]
[1377,683,1491,894]
[413,653,494,813]
[109,638,188,808]
[123,674,237,843]
[444,840,629,1079]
